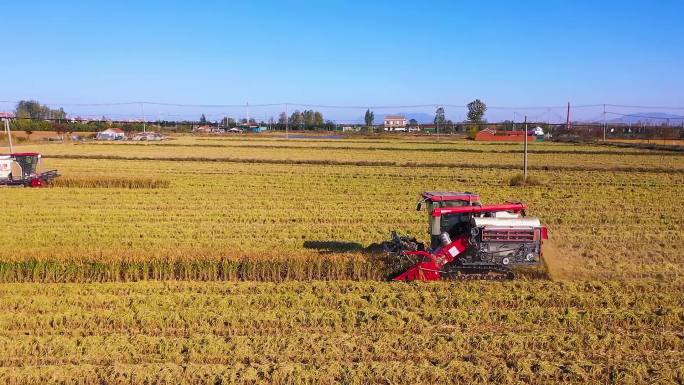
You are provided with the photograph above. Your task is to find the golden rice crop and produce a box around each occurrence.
[52,176,170,188]
[0,139,681,282]
[22,138,684,171]
[0,280,680,384]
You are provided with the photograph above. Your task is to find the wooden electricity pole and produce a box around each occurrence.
[524,115,528,181]
[141,103,146,133]
[4,119,13,153]
[603,104,607,141]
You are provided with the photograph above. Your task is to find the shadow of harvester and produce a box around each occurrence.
[303,240,395,279]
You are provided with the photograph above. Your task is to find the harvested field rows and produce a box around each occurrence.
[0,280,681,384]
[21,139,684,172]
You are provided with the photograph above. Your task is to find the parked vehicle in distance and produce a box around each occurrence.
[131,132,165,141]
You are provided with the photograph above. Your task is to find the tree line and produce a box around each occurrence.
[15,100,66,120]
[4,99,489,134]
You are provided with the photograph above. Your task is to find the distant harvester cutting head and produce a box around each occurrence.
[384,191,548,281]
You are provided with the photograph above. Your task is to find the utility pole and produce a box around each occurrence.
[512,112,516,132]
[602,104,606,141]
[665,118,670,145]
[524,115,528,181]
[246,102,250,126]
[4,119,13,153]
[141,103,146,133]
[436,105,440,140]
[285,103,289,139]
[566,102,571,131]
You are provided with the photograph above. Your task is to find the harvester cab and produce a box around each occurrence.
[418,191,482,250]
[0,153,59,187]
[385,191,548,281]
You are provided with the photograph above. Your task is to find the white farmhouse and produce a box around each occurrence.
[96,128,125,140]
[383,115,407,131]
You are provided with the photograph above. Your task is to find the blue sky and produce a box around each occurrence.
[1,0,682,122]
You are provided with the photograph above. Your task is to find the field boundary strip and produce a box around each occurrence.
[81,143,682,156]
[81,142,679,156]
[588,140,684,153]
[45,154,684,174]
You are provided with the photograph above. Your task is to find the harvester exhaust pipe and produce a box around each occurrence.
[439,232,452,247]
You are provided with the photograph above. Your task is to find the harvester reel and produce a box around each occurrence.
[383,232,426,277]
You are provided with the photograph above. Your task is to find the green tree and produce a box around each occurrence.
[121,124,135,136]
[466,99,487,123]
[434,107,446,125]
[16,100,66,120]
[500,120,514,131]
[199,114,208,124]
[302,110,314,129]
[11,119,49,132]
[278,112,288,125]
[364,109,374,128]
[53,107,66,120]
[53,123,67,140]
[16,100,44,119]
[313,111,324,127]
[467,126,480,140]
[290,110,303,127]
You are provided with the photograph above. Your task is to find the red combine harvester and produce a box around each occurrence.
[384,191,548,281]
[0,153,59,187]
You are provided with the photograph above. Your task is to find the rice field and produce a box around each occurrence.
[19,136,684,172]
[0,135,682,384]
[0,280,681,385]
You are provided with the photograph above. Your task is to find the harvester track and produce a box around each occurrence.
[442,265,515,281]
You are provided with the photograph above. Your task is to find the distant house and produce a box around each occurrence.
[96,128,125,140]
[0,112,15,120]
[194,125,213,133]
[384,115,407,131]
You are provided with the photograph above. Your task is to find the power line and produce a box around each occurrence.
[606,104,684,110]
[605,111,684,120]
[4,100,674,110]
